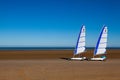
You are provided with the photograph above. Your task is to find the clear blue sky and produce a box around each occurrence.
[0,0,120,47]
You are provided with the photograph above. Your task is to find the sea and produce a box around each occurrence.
[0,47,119,50]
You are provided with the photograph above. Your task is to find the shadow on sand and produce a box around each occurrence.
[60,57,71,60]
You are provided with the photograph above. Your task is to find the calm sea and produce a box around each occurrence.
[0,47,119,50]
[0,47,74,50]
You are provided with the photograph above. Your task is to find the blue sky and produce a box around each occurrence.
[0,0,120,47]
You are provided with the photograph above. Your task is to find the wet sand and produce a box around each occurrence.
[0,49,120,59]
[0,49,120,80]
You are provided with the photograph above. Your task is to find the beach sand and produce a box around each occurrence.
[0,49,120,80]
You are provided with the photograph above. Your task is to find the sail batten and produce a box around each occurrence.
[94,26,108,56]
[74,25,86,55]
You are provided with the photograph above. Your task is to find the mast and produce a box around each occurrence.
[94,26,108,57]
[74,25,86,57]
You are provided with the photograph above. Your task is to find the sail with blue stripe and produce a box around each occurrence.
[94,26,108,56]
[74,25,86,55]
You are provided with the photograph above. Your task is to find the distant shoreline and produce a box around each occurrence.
[0,47,120,50]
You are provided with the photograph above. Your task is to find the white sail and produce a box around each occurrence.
[74,25,86,55]
[94,26,108,56]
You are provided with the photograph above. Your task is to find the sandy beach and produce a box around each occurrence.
[0,49,119,59]
[0,49,120,80]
